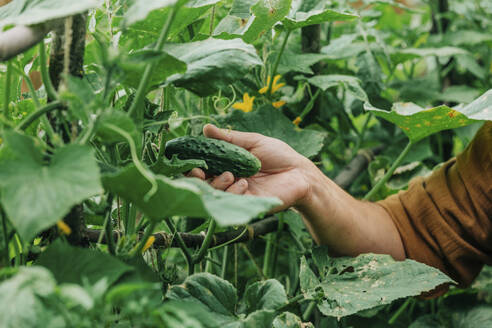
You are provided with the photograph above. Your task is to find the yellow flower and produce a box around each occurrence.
[259,75,285,95]
[57,221,72,235]
[142,235,156,253]
[232,93,255,112]
[293,116,302,126]
[272,100,286,108]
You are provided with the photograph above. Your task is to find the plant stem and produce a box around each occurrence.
[131,221,157,256]
[1,209,10,266]
[16,100,62,131]
[39,41,58,100]
[267,29,291,95]
[105,124,157,201]
[4,61,12,119]
[302,300,317,321]
[241,243,266,280]
[192,219,217,264]
[388,297,413,325]
[14,65,58,143]
[209,5,216,36]
[276,294,305,312]
[164,217,193,275]
[263,234,274,278]
[363,141,413,200]
[104,195,116,255]
[127,4,179,119]
[220,246,229,279]
[271,215,284,277]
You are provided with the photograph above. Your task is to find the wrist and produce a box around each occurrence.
[294,160,326,211]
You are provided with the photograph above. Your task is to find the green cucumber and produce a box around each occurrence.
[164,136,261,177]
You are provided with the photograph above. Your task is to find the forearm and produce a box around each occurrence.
[295,162,405,260]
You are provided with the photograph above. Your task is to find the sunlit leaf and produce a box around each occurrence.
[0,0,100,29]
[365,89,492,142]
[214,0,292,43]
[281,0,357,31]
[102,165,281,225]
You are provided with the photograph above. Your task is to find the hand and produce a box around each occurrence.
[189,124,315,211]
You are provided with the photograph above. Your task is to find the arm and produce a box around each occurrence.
[191,124,405,260]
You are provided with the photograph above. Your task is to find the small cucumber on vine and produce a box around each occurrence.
[164,136,261,177]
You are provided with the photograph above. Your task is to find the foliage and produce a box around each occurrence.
[0,0,492,327]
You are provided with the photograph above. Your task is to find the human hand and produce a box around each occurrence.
[189,124,315,211]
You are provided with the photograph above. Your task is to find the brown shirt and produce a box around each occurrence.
[379,122,492,290]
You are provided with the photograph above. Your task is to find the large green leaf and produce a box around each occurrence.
[102,165,280,225]
[119,0,221,49]
[121,49,187,89]
[163,38,262,96]
[216,105,326,158]
[277,50,329,75]
[121,0,177,27]
[167,273,237,321]
[281,0,357,30]
[306,75,368,102]
[0,0,100,29]
[36,240,133,286]
[0,132,102,241]
[300,249,454,318]
[273,312,314,328]
[214,0,292,43]
[0,267,58,328]
[365,89,492,142]
[243,279,288,313]
[167,273,281,328]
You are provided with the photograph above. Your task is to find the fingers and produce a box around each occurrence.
[188,168,206,180]
[203,124,262,150]
[188,168,248,195]
[210,171,235,190]
[226,179,248,195]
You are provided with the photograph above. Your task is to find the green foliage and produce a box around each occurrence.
[300,249,454,317]
[0,0,99,29]
[0,131,102,242]
[216,105,326,158]
[1,0,492,326]
[102,165,280,225]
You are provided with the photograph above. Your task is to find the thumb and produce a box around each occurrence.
[203,124,261,150]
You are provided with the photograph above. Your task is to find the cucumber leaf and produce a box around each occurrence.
[0,131,102,242]
[300,249,455,318]
[163,38,262,96]
[0,0,100,29]
[102,165,281,226]
[365,89,492,142]
[215,105,326,158]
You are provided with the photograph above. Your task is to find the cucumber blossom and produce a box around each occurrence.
[164,136,261,177]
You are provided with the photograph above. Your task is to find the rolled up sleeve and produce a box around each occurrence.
[378,122,492,289]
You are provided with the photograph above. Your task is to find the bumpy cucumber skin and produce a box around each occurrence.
[165,136,261,177]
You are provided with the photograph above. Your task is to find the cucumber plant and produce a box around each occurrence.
[0,0,491,327]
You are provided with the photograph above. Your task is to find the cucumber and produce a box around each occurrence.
[164,136,261,177]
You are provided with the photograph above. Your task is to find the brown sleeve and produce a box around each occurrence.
[378,122,492,289]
